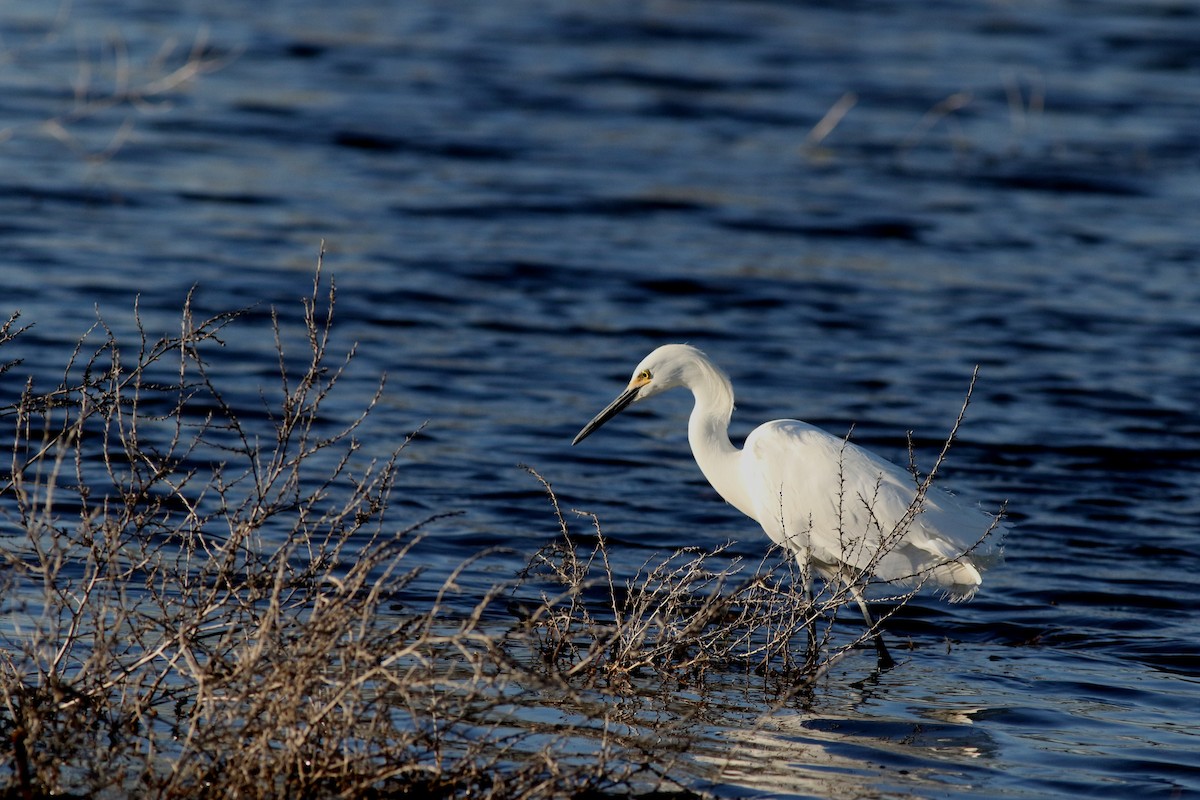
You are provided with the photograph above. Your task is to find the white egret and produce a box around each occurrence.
[572,344,1002,667]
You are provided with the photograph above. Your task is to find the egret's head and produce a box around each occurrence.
[571,344,706,445]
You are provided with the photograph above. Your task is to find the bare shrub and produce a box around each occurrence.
[0,258,625,799]
[512,468,808,690]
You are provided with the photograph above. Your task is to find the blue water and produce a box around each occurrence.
[3,0,1199,796]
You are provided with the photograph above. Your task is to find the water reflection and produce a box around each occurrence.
[697,704,997,799]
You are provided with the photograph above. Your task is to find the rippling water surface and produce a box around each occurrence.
[3,0,1199,797]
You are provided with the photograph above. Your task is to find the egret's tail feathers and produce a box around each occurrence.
[929,558,984,602]
[929,546,1004,601]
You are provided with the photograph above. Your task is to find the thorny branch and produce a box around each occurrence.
[0,261,635,799]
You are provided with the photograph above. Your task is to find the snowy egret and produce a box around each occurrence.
[572,344,1002,667]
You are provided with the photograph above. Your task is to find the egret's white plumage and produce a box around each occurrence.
[573,344,1001,634]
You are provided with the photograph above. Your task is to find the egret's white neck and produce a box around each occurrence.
[684,357,755,517]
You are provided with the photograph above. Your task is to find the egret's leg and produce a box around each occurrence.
[798,549,820,673]
[802,579,820,674]
[846,583,895,670]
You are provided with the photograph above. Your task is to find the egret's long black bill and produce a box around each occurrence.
[572,386,639,445]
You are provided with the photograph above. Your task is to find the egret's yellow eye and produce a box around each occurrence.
[636,369,652,382]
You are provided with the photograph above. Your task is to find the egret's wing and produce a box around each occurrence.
[741,420,997,598]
